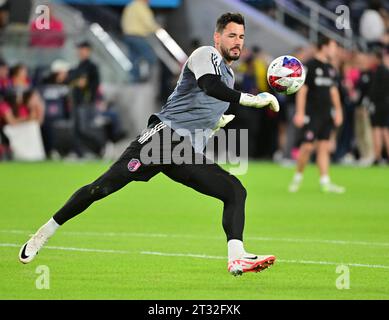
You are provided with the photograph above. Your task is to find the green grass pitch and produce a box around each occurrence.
[1,161,389,299]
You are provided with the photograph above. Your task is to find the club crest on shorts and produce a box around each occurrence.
[127,158,141,172]
[306,130,314,141]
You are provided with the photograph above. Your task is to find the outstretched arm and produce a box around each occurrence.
[198,74,279,112]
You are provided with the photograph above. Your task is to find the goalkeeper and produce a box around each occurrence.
[19,13,278,276]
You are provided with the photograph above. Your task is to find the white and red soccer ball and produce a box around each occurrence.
[267,55,306,95]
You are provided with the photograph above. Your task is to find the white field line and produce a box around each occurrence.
[2,229,389,248]
[1,243,389,270]
[0,243,132,254]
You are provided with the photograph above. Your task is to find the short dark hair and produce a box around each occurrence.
[317,34,336,50]
[9,63,26,78]
[23,89,36,105]
[369,0,382,10]
[216,12,245,33]
[77,40,92,49]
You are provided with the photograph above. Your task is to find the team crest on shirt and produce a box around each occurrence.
[127,158,141,172]
[315,68,323,76]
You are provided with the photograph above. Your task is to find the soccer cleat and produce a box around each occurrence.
[288,180,301,193]
[19,228,50,264]
[228,254,276,276]
[321,182,345,194]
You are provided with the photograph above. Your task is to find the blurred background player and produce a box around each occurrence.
[289,36,345,193]
[368,44,389,165]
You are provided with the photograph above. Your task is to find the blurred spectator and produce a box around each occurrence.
[235,47,263,158]
[45,59,71,86]
[0,0,9,31]
[234,45,279,159]
[240,52,260,95]
[354,51,377,165]
[121,0,160,82]
[9,63,30,95]
[359,0,386,45]
[0,89,44,157]
[333,48,356,164]
[22,89,45,125]
[94,89,126,144]
[0,94,30,126]
[67,41,105,158]
[69,41,99,106]
[368,45,389,165]
[0,59,11,95]
[251,46,272,91]
[29,4,65,49]
[40,59,72,157]
[0,90,45,160]
[8,63,45,124]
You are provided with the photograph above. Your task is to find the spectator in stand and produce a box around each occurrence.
[251,46,272,92]
[368,45,389,165]
[121,0,160,82]
[0,0,9,33]
[40,59,72,157]
[0,94,30,126]
[0,91,44,160]
[354,51,378,166]
[9,63,30,96]
[9,63,45,124]
[69,41,99,107]
[333,48,356,164]
[94,88,126,145]
[68,41,105,158]
[235,47,263,158]
[0,59,11,95]
[22,89,45,126]
[44,59,71,87]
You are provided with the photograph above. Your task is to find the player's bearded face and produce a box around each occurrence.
[221,43,241,62]
[216,22,245,63]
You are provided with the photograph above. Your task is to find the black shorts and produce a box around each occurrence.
[301,114,333,143]
[370,106,389,128]
[109,115,211,182]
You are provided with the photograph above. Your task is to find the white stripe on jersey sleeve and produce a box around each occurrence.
[187,46,222,80]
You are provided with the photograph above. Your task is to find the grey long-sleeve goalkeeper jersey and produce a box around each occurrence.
[154,46,235,153]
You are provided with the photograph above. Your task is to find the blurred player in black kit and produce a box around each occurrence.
[368,45,389,165]
[289,36,345,193]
